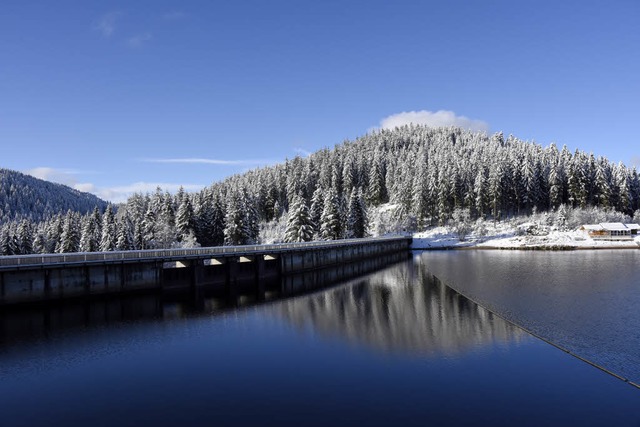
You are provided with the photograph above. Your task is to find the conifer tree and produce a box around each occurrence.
[0,224,17,255]
[474,169,488,219]
[594,161,611,208]
[116,217,134,251]
[142,206,156,249]
[16,219,33,255]
[309,186,325,236]
[367,150,387,206]
[100,205,117,251]
[80,207,101,252]
[224,192,249,246]
[59,211,80,253]
[346,188,367,238]
[176,195,196,242]
[320,188,344,240]
[548,163,563,210]
[284,195,314,242]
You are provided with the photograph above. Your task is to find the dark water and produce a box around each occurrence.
[419,250,640,385]
[0,256,639,426]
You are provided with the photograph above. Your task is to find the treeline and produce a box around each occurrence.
[1,125,639,255]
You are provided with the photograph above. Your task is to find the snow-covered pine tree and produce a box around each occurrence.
[320,188,344,240]
[242,188,260,244]
[367,149,387,206]
[0,223,18,255]
[224,192,250,246]
[176,195,196,242]
[142,205,156,249]
[594,160,612,208]
[473,168,488,219]
[309,186,324,237]
[346,188,367,238]
[79,207,102,252]
[284,195,314,242]
[58,210,80,253]
[115,215,134,251]
[100,205,117,251]
[342,154,357,196]
[16,219,33,255]
[47,215,63,253]
[548,162,563,210]
[32,228,47,254]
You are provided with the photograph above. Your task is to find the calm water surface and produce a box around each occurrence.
[420,250,640,385]
[0,255,639,426]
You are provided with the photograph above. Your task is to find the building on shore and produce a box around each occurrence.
[580,223,640,241]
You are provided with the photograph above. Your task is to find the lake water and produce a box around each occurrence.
[419,249,640,385]
[0,252,639,426]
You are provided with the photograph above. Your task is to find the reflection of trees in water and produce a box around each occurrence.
[276,260,525,356]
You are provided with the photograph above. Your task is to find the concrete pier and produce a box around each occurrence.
[0,237,411,305]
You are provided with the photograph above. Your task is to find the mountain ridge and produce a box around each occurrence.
[0,168,108,223]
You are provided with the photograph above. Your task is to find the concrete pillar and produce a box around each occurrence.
[191,260,204,288]
[84,266,91,295]
[103,266,109,290]
[226,257,238,304]
[157,261,164,288]
[190,259,205,303]
[255,256,265,300]
[44,269,51,300]
[120,263,126,291]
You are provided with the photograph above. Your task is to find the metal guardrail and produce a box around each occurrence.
[0,236,411,268]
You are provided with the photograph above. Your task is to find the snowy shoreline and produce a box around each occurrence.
[411,226,640,251]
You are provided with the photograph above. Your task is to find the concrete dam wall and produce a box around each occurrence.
[0,237,411,305]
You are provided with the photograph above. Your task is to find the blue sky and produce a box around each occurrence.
[1,0,638,202]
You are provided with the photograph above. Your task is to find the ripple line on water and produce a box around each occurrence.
[433,273,640,390]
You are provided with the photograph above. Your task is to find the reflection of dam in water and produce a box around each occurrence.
[0,252,524,357]
[0,252,409,349]
[275,257,525,356]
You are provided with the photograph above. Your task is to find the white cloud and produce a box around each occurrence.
[378,110,489,132]
[25,167,204,204]
[94,182,205,204]
[631,156,640,168]
[143,157,273,166]
[95,12,121,37]
[26,167,81,187]
[127,32,152,48]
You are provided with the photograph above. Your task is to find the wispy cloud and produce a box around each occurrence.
[94,11,121,37]
[631,156,640,168]
[142,157,274,166]
[25,167,204,203]
[84,182,205,204]
[26,167,83,187]
[127,32,152,48]
[377,110,489,132]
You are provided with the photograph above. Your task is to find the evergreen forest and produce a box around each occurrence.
[2,125,639,255]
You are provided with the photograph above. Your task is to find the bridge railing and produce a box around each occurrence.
[0,236,410,268]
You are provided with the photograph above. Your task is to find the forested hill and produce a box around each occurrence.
[0,168,108,223]
[2,125,639,255]
[212,125,640,228]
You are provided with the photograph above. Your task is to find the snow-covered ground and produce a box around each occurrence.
[412,223,640,250]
